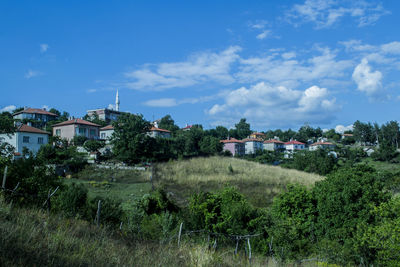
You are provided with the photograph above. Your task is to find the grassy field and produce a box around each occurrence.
[154,156,323,207]
[70,157,323,209]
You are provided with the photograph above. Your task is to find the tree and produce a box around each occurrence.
[199,136,222,155]
[313,165,390,262]
[111,113,154,164]
[83,140,105,153]
[234,118,251,139]
[82,113,107,127]
[0,112,15,134]
[158,115,179,133]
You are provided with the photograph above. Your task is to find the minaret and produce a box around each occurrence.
[115,89,120,111]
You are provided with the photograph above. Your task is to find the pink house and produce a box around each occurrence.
[53,118,101,142]
[220,138,245,156]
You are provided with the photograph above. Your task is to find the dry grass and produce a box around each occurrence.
[0,196,285,267]
[155,156,323,207]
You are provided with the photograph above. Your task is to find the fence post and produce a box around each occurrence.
[178,222,183,247]
[150,164,155,191]
[96,200,102,227]
[247,238,252,265]
[213,238,217,250]
[234,236,239,255]
[2,166,7,189]
[42,186,59,213]
[207,234,210,250]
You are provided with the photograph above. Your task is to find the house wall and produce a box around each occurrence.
[100,129,114,143]
[263,143,283,151]
[148,131,171,138]
[0,132,48,155]
[53,124,99,142]
[285,144,305,151]
[245,141,263,154]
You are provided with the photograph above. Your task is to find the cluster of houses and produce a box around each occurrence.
[220,132,336,157]
[0,92,173,158]
[0,92,339,159]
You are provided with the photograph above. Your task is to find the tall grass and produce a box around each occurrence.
[155,156,323,207]
[0,196,280,266]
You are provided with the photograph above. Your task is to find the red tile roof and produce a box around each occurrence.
[284,140,305,145]
[150,126,171,133]
[17,124,50,135]
[220,138,244,143]
[263,139,284,144]
[100,125,114,131]
[182,125,193,130]
[52,118,101,127]
[342,133,354,137]
[310,141,334,146]
[13,108,58,117]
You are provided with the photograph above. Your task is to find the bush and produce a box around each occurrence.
[85,196,123,226]
[54,183,88,218]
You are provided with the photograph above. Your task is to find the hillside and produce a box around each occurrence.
[154,156,323,207]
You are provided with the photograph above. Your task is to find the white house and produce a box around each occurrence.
[284,140,306,151]
[243,138,264,154]
[309,141,336,151]
[12,107,58,128]
[0,124,50,157]
[148,127,171,138]
[263,139,285,151]
[100,125,114,143]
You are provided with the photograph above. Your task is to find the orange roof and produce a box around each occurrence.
[220,138,244,143]
[263,139,284,144]
[52,118,101,127]
[100,125,114,131]
[310,141,334,146]
[13,108,58,117]
[342,133,353,137]
[150,126,171,133]
[17,124,50,135]
[284,140,305,145]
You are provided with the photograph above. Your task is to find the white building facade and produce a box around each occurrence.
[0,124,50,157]
[243,138,264,154]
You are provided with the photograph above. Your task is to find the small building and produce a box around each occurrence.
[86,108,123,123]
[13,108,58,128]
[220,138,245,156]
[182,124,193,131]
[99,125,114,143]
[341,133,354,139]
[52,118,101,142]
[263,139,285,151]
[148,127,171,138]
[242,138,264,154]
[0,124,50,157]
[284,140,306,151]
[249,132,265,139]
[309,141,336,151]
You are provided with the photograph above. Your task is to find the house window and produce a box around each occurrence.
[78,128,87,135]
[101,133,106,139]
[90,129,96,136]
[38,137,44,144]
[55,129,61,136]
[23,136,29,143]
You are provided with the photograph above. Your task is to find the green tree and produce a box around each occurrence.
[158,115,180,133]
[233,118,251,139]
[83,139,105,153]
[0,112,15,134]
[199,135,222,155]
[111,113,154,164]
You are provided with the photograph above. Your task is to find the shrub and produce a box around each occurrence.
[54,183,88,218]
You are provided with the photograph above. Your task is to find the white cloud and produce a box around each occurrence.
[0,105,16,113]
[124,46,241,91]
[237,47,353,87]
[352,58,382,95]
[40,43,49,53]
[24,69,41,79]
[256,30,270,40]
[107,104,115,110]
[287,0,389,29]
[87,89,97,93]
[381,42,400,55]
[207,82,338,128]
[335,124,353,133]
[143,98,178,107]
[41,105,49,110]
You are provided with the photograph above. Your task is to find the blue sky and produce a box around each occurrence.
[1,0,400,132]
